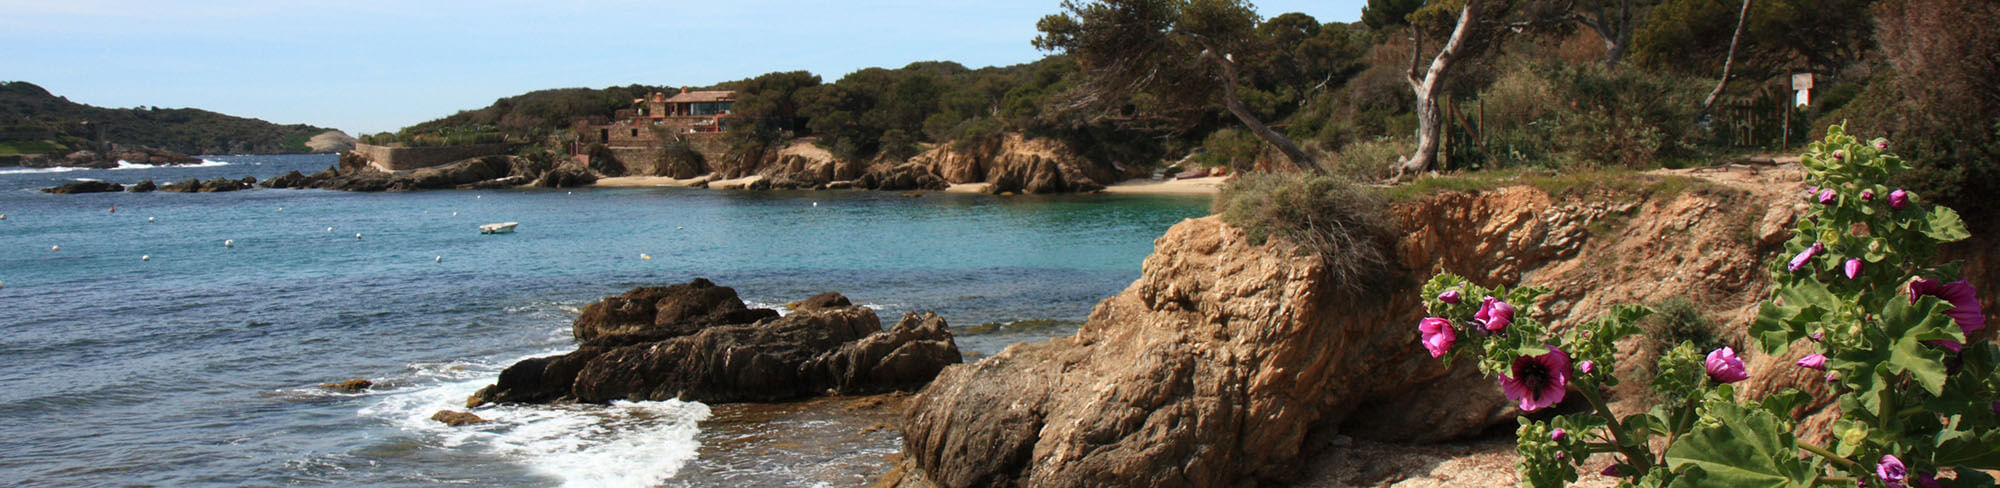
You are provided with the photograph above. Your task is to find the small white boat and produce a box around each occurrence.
[479,222,518,234]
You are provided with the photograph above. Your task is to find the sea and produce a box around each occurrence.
[0,154,1211,487]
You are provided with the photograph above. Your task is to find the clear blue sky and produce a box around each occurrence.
[4,0,1365,135]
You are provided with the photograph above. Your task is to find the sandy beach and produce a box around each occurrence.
[591,175,709,188]
[1099,176,1227,195]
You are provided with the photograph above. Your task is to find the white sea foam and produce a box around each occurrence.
[0,166,86,175]
[359,354,709,488]
[110,159,231,170]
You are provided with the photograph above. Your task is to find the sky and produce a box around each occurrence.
[3,0,1366,135]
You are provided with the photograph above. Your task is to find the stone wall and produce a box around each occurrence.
[351,143,517,171]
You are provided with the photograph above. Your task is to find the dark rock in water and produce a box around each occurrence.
[41,181,124,194]
[160,178,204,192]
[467,280,962,407]
[788,291,852,312]
[198,177,246,192]
[533,165,597,188]
[570,278,777,343]
[430,410,488,426]
[319,379,373,392]
[127,179,156,192]
[261,171,307,189]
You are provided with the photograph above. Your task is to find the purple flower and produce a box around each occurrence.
[1878,455,1907,487]
[1845,258,1864,280]
[1705,347,1750,384]
[1910,279,1984,352]
[1796,353,1827,370]
[1600,465,1621,476]
[1915,472,1941,488]
[1789,242,1825,272]
[1475,296,1515,332]
[1833,150,1846,161]
[1890,189,1909,210]
[1438,289,1462,305]
[1579,360,1595,374]
[1811,331,1825,342]
[1418,317,1456,358]
[1551,428,1567,442]
[1818,189,1837,205]
[1499,345,1572,412]
[1862,189,1876,202]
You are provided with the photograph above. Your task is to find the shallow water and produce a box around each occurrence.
[0,154,1208,487]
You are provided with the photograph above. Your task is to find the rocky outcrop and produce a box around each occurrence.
[304,130,357,153]
[467,280,962,407]
[893,174,1842,487]
[158,177,253,193]
[261,153,555,192]
[41,181,124,193]
[532,164,597,188]
[431,410,487,426]
[10,147,203,169]
[857,163,948,191]
[905,134,1119,194]
[127,179,156,192]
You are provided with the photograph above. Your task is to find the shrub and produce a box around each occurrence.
[1214,172,1391,296]
[1325,136,1407,180]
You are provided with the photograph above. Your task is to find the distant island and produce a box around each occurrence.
[0,81,353,167]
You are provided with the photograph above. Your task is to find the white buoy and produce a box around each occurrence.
[224,240,234,248]
[676,226,685,231]
[1,214,7,220]
[434,256,442,263]
[451,212,458,217]
[51,245,60,251]
[141,255,150,261]
[812,201,818,207]
[641,253,652,260]
[475,195,481,199]
[355,233,363,240]
[147,217,155,223]
[277,207,283,212]
[326,227,334,232]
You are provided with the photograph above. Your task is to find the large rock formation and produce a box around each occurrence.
[905,134,1119,194]
[468,279,962,407]
[262,153,554,192]
[890,171,1889,487]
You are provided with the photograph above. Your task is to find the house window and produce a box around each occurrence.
[630,129,639,137]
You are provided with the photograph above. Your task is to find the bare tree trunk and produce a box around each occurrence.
[1701,0,1753,113]
[1392,0,1485,180]
[1576,0,1635,67]
[1192,36,1322,174]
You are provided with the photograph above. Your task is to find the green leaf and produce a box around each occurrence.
[1665,401,1812,488]
[1932,428,2000,470]
[1925,207,1971,242]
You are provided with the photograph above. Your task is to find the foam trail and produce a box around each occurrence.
[0,166,86,175]
[359,356,710,488]
[111,159,231,170]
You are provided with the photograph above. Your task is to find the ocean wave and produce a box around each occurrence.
[0,166,87,175]
[110,159,231,170]
[359,374,709,488]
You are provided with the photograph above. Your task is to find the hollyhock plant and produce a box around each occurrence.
[1788,242,1825,272]
[1475,296,1515,332]
[1878,455,1906,486]
[1438,289,1462,304]
[1551,428,1566,442]
[1818,189,1837,205]
[1890,189,1909,210]
[1499,346,1572,412]
[1418,317,1455,358]
[1796,354,1826,370]
[1909,279,1984,333]
[1704,347,1749,383]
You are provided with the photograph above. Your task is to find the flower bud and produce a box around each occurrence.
[1890,189,1909,210]
[1861,189,1875,202]
[1438,289,1462,305]
[1818,189,1837,205]
[1844,258,1864,280]
[1796,353,1826,370]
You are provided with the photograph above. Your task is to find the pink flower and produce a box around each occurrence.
[1796,353,1827,370]
[1876,140,1890,150]
[1499,346,1572,412]
[1818,189,1837,205]
[1438,289,1462,304]
[1910,279,1984,352]
[1578,360,1595,374]
[1861,189,1876,202]
[1789,242,1825,272]
[1601,465,1621,476]
[1418,317,1456,358]
[1878,455,1906,487]
[1551,428,1567,441]
[1475,296,1515,332]
[1845,258,1864,280]
[1833,150,1846,161]
[1705,347,1749,383]
[1890,189,1909,210]
[1914,472,1941,488]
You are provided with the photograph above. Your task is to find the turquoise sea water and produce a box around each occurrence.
[0,154,1210,487]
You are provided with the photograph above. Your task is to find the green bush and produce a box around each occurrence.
[1214,172,1391,296]
[1467,62,1703,170]
[1325,136,1407,180]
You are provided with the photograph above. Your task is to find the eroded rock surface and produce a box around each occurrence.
[468,280,961,407]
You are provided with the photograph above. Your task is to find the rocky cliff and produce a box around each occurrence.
[889,166,1996,487]
[903,134,1120,194]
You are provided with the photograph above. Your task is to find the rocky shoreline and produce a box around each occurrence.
[2,147,204,169]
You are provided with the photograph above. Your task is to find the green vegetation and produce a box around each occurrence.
[0,81,335,155]
[1214,172,1390,295]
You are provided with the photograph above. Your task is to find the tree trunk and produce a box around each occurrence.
[1701,0,1753,114]
[1393,0,1485,179]
[1193,36,1322,175]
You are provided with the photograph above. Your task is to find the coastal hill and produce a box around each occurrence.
[0,81,350,157]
